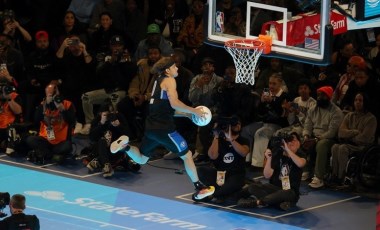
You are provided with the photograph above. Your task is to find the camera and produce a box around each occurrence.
[107,112,118,122]
[213,116,239,132]
[268,132,294,157]
[68,38,80,46]
[0,192,10,218]
[53,95,62,104]
[0,84,16,95]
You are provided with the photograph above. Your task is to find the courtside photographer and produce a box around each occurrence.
[237,132,306,211]
[196,115,250,203]
[0,193,40,230]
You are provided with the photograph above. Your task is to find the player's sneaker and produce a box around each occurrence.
[110,135,129,153]
[193,186,215,201]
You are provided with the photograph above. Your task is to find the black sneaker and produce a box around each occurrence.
[237,197,258,208]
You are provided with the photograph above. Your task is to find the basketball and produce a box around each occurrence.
[192,106,212,126]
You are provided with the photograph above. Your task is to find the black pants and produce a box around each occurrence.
[94,138,127,166]
[197,166,245,198]
[25,136,72,159]
[247,183,299,206]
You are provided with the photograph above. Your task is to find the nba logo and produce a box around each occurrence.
[215,11,224,33]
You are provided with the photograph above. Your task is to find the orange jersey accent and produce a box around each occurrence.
[39,100,72,144]
[0,92,18,129]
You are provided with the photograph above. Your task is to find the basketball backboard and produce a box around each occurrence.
[205,0,379,65]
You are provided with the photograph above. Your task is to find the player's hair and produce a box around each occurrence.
[151,57,175,75]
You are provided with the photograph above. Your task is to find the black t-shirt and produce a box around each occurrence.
[213,135,249,174]
[269,150,305,196]
[0,213,40,230]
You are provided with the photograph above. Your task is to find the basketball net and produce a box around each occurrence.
[224,39,264,85]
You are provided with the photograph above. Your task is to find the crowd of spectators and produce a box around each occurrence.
[0,0,379,204]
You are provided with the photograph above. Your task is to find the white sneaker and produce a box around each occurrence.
[5,147,15,155]
[73,122,83,134]
[308,176,324,188]
[163,151,179,160]
[110,135,129,153]
[301,171,310,181]
[80,124,91,135]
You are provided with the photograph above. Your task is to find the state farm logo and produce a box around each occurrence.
[367,0,380,8]
[24,190,207,229]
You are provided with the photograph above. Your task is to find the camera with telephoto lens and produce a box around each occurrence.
[53,95,62,104]
[107,112,118,122]
[268,132,294,157]
[213,116,239,133]
[0,192,10,218]
[0,83,16,95]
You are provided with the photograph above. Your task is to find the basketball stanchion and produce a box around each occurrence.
[224,37,271,85]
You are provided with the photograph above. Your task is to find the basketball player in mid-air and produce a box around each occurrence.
[111,57,215,200]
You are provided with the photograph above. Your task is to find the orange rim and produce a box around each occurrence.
[224,39,265,49]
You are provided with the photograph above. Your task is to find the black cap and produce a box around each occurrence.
[110,35,124,46]
[201,57,215,65]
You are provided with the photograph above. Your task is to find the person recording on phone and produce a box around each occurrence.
[196,116,249,203]
[26,83,76,164]
[237,132,306,211]
[276,79,316,136]
[0,194,40,230]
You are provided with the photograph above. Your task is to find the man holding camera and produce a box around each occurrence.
[86,101,139,178]
[0,81,22,155]
[237,132,306,211]
[196,116,249,203]
[0,194,40,230]
[26,83,76,164]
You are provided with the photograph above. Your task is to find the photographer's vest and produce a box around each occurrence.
[0,92,18,129]
[39,100,72,144]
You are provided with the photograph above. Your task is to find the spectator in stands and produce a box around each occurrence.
[196,115,249,203]
[186,57,223,163]
[331,40,356,76]
[117,45,161,140]
[332,55,366,107]
[237,132,306,211]
[87,101,139,178]
[250,73,289,169]
[340,67,380,113]
[24,31,58,123]
[0,33,26,90]
[89,0,126,35]
[0,194,40,230]
[56,35,95,135]
[81,35,137,135]
[0,80,22,155]
[224,6,246,37]
[134,23,174,61]
[50,10,87,52]
[177,0,204,64]
[303,86,344,188]
[88,12,121,58]
[1,11,32,54]
[152,0,188,47]
[276,79,316,136]
[308,65,339,90]
[331,92,377,186]
[26,83,76,164]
